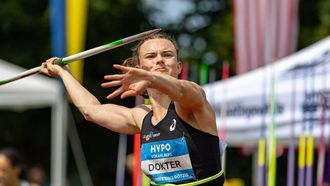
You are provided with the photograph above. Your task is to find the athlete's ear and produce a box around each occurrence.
[176,61,183,78]
[177,61,182,74]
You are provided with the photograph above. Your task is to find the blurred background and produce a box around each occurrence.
[0,0,329,186]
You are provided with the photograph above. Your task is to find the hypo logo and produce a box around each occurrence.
[150,143,171,153]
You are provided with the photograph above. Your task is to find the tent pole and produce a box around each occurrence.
[51,94,68,186]
[68,109,94,186]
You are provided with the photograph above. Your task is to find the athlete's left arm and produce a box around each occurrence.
[103,65,206,108]
[149,74,206,109]
[151,73,218,135]
[102,64,217,134]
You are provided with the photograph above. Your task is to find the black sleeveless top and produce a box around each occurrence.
[140,102,224,185]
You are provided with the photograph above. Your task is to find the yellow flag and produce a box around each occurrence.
[66,0,88,83]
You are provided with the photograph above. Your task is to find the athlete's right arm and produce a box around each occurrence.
[78,104,141,134]
[41,58,141,134]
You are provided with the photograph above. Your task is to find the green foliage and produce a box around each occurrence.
[298,0,330,49]
[0,0,49,68]
[319,0,330,33]
[140,0,234,81]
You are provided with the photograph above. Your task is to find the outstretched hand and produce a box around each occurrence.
[101,64,151,99]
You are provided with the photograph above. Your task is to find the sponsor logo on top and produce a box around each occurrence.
[143,131,160,141]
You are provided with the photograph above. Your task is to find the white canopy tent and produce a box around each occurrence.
[203,36,330,147]
[0,59,67,186]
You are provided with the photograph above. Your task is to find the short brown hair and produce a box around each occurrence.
[131,32,179,64]
[121,57,138,67]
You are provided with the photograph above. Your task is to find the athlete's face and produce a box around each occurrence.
[0,155,21,186]
[138,39,182,78]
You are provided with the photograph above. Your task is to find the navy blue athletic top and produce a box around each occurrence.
[140,102,224,185]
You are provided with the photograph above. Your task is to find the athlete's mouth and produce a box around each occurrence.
[155,68,167,72]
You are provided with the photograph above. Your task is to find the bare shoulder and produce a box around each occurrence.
[175,99,218,136]
[131,104,152,129]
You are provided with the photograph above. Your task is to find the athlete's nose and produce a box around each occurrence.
[156,54,164,65]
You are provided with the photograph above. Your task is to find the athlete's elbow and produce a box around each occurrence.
[77,105,95,121]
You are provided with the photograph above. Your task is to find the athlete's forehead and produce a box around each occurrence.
[139,39,177,54]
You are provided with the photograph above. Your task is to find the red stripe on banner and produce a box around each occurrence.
[133,96,145,186]
[286,0,293,55]
[275,0,281,58]
[248,0,257,69]
[222,63,229,80]
[269,0,276,60]
[232,0,238,74]
[220,62,229,140]
[233,0,299,73]
[287,0,295,54]
[243,0,251,73]
[256,0,264,67]
[278,0,287,58]
[180,62,189,80]
[133,134,141,186]
[291,0,300,52]
[234,0,249,74]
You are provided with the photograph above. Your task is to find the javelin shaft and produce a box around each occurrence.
[0,29,161,85]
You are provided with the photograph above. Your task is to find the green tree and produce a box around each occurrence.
[298,0,330,48]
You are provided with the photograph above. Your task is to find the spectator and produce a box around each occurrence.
[27,165,49,186]
[0,148,39,186]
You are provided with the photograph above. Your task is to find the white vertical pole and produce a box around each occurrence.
[51,93,67,186]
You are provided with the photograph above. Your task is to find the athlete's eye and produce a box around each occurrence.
[163,52,174,58]
[145,54,155,59]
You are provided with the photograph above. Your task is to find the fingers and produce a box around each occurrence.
[106,86,125,99]
[101,80,122,88]
[113,64,129,72]
[40,62,48,74]
[107,88,139,100]
[104,74,124,80]
[121,90,138,99]
[40,62,54,76]
[102,74,125,89]
[45,57,60,64]
[40,57,62,77]
[104,64,145,99]
[41,57,60,69]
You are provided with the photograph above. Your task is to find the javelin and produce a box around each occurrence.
[0,28,161,86]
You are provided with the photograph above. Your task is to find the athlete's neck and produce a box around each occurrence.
[149,96,171,125]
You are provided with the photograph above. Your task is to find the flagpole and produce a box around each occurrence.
[316,92,326,186]
[267,61,277,186]
[287,69,297,186]
[317,59,328,186]
[298,67,309,186]
[258,61,268,186]
[306,61,316,186]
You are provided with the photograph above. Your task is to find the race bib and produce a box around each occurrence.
[141,137,196,184]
